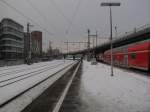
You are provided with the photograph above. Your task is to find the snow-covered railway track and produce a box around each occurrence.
[0,63,64,88]
[22,61,81,112]
[0,60,76,112]
[0,61,61,77]
[0,64,48,77]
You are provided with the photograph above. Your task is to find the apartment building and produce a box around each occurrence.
[0,18,24,60]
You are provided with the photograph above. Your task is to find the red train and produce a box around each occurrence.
[99,39,150,71]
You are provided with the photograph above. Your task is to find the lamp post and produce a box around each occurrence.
[101,2,121,76]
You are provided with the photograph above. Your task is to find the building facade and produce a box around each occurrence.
[0,18,24,60]
[31,31,42,58]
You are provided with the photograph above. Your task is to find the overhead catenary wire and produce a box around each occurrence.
[47,0,74,44]
[48,0,72,27]
[25,0,57,33]
[48,0,84,36]
[65,0,83,35]
[0,0,53,36]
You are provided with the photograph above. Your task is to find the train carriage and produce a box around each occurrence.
[101,39,150,71]
[128,41,150,70]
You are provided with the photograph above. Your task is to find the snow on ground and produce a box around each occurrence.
[0,60,75,106]
[82,61,150,112]
[0,60,62,74]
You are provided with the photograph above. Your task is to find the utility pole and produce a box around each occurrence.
[67,40,69,54]
[92,31,98,48]
[115,26,118,39]
[88,29,98,59]
[64,41,69,54]
[87,29,90,49]
[49,41,52,57]
[96,31,98,48]
[49,41,52,51]
[93,36,95,48]
[27,23,31,61]
[87,29,90,61]
[27,22,34,64]
[95,31,98,58]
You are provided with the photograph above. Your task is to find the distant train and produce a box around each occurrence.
[98,39,150,71]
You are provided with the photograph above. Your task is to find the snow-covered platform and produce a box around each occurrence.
[83,61,150,112]
[61,61,150,112]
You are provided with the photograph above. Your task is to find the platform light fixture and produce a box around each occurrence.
[101,2,121,76]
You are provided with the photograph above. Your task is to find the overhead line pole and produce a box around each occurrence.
[115,26,118,38]
[87,29,90,61]
[67,40,69,55]
[87,30,98,59]
[27,22,34,64]
[96,31,98,48]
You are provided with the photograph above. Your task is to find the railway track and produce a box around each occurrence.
[0,63,64,87]
[22,61,81,112]
[0,60,77,112]
[0,61,62,77]
[0,63,42,73]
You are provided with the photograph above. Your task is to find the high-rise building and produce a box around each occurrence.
[0,18,24,60]
[31,31,42,57]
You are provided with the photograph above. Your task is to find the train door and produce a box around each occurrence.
[124,54,128,67]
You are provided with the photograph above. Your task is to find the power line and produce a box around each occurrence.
[48,0,83,36]
[25,0,57,33]
[0,0,53,36]
[48,0,72,26]
[65,0,82,35]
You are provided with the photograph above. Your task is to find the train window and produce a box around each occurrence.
[131,53,136,59]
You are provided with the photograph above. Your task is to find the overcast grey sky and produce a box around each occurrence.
[0,0,150,52]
